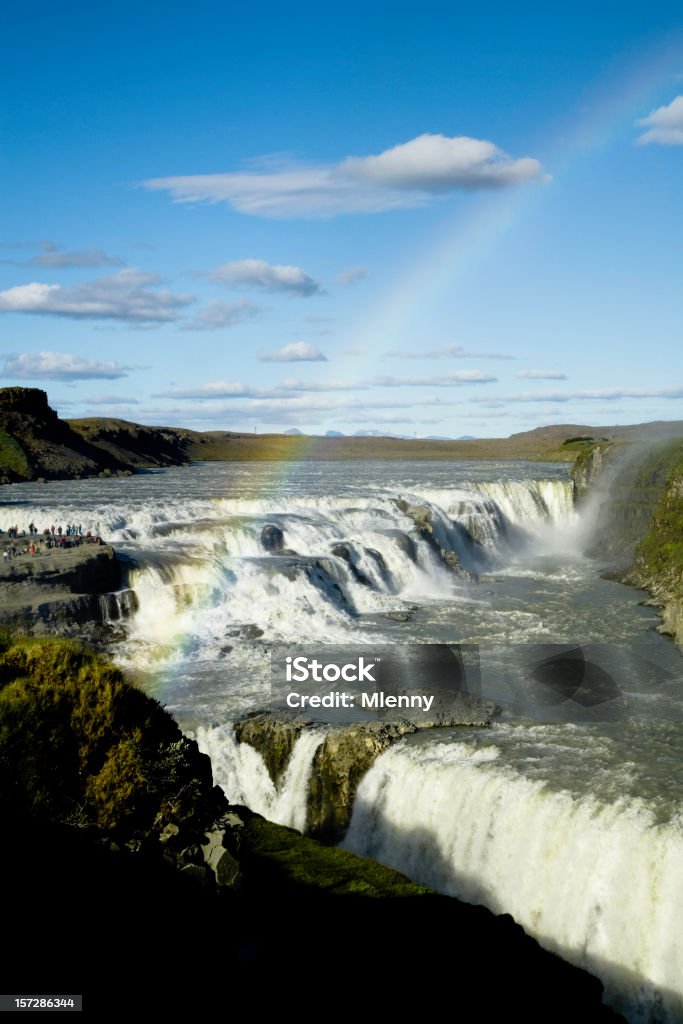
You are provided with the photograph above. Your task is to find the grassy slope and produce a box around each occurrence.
[0,632,433,897]
[0,429,30,479]
[634,442,683,577]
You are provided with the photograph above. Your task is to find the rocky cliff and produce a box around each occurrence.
[572,437,683,570]
[0,539,127,635]
[624,447,683,643]
[0,387,204,482]
[572,436,683,642]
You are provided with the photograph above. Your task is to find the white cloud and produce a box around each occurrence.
[2,242,125,268]
[372,370,497,387]
[386,343,513,360]
[516,369,567,380]
[336,266,367,286]
[182,299,261,331]
[341,134,542,190]
[209,258,322,296]
[157,377,359,400]
[635,96,683,145]
[1,351,134,380]
[0,269,193,323]
[474,387,683,403]
[85,395,140,405]
[277,377,359,392]
[156,381,262,399]
[144,133,546,219]
[258,342,327,362]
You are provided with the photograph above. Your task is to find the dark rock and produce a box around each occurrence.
[378,528,417,563]
[261,524,285,552]
[179,863,212,886]
[331,543,372,586]
[306,721,417,841]
[235,713,311,785]
[395,498,433,534]
[201,828,240,887]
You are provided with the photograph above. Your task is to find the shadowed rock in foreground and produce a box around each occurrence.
[0,634,622,1021]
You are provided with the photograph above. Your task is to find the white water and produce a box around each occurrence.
[343,737,683,1023]
[195,723,325,833]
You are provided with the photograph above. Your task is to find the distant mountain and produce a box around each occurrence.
[456,435,478,441]
[352,429,408,438]
[325,430,345,437]
[283,428,304,435]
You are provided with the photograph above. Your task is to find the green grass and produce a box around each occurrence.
[0,429,30,479]
[240,816,435,897]
[635,443,683,576]
[0,632,195,831]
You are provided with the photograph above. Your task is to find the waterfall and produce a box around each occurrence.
[195,723,326,833]
[98,476,578,653]
[342,738,683,1024]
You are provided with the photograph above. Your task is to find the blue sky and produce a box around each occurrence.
[1,2,682,437]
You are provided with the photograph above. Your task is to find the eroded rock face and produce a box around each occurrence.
[395,498,433,534]
[306,721,418,841]
[234,713,309,785]
[395,497,465,575]
[235,693,498,842]
[624,465,683,644]
[571,443,611,502]
[0,542,122,634]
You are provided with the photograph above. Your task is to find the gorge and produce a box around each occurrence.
[2,393,683,1022]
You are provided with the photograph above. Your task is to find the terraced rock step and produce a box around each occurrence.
[0,540,121,632]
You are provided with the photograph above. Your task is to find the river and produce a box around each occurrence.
[2,458,682,1023]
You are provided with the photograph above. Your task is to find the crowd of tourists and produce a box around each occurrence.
[1,521,103,562]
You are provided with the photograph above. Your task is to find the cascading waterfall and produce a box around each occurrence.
[195,723,325,833]
[341,738,683,1023]
[92,476,577,652]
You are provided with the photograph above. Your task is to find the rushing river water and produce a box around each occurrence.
[2,459,682,1023]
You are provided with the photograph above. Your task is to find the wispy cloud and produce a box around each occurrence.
[1,351,135,380]
[386,343,513,360]
[85,394,141,405]
[516,369,567,380]
[336,266,367,286]
[0,269,193,323]
[181,299,261,331]
[635,95,683,145]
[156,377,359,400]
[372,370,497,387]
[156,381,263,399]
[144,133,546,219]
[209,258,322,296]
[258,342,327,362]
[2,241,125,268]
[474,387,683,403]
[153,395,444,425]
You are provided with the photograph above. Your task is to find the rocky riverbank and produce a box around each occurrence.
[0,633,622,1020]
[624,446,683,644]
[0,537,126,634]
[572,436,683,643]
